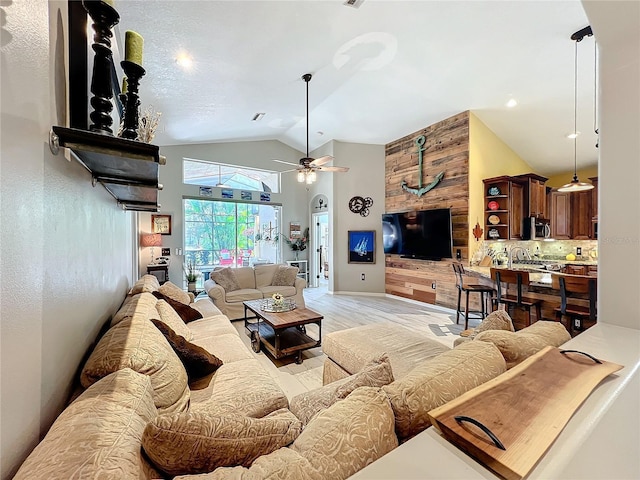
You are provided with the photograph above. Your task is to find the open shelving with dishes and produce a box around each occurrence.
[483,176,524,240]
[49,126,165,212]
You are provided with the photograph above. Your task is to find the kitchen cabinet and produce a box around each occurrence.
[513,173,548,218]
[549,187,594,240]
[483,176,525,240]
[589,177,598,239]
[563,264,587,276]
[549,191,572,239]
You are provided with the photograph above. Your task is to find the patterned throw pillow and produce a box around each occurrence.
[155,300,193,341]
[211,267,241,292]
[271,265,299,287]
[157,281,191,305]
[152,291,203,323]
[150,319,223,381]
[142,408,302,476]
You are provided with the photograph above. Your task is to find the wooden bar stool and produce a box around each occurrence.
[551,274,597,334]
[490,268,542,327]
[452,263,496,330]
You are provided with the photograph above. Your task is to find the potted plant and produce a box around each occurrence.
[279,227,309,260]
[184,260,200,293]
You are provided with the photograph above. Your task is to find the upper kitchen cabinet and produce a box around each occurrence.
[548,180,596,239]
[589,177,598,239]
[513,173,548,218]
[483,176,525,240]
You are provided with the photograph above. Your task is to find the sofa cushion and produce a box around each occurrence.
[323,323,451,381]
[191,297,224,318]
[189,359,289,418]
[192,447,323,480]
[153,290,204,323]
[81,317,190,414]
[129,274,160,295]
[14,369,161,480]
[382,340,507,441]
[151,319,223,381]
[155,299,194,340]
[290,355,394,426]
[474,320,571,369]
[142,408,302,476]
[158,281,192,305]
[211,267,242,292]
[254,263,279,288]
[258,285,297,299]
[225,288,263,303]
[188,314,239,340]
[111,292,160,327]
[291,387,398,479]
[271,265,299,287]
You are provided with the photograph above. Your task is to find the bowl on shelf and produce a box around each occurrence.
[488,214,501,225]
[488,228,500,239]
[487,200,500,211]
[488,186,501,196]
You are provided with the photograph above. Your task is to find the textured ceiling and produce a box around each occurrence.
[116,0,598,176]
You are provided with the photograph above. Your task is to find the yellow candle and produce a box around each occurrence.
[121,76,128,94]
[125,30,144,66]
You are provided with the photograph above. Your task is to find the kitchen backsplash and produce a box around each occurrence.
[471,239,597,265]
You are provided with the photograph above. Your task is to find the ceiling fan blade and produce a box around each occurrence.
[272,159,300,167]
[317,166,349,172]
[310,155,334,167]
[279,168,299,174]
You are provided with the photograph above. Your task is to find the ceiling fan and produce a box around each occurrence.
[274,73,349,184]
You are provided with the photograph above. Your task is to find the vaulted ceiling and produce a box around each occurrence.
[116,0,598,176]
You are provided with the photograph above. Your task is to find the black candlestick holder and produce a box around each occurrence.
[82,0,120,135]
[120,60,146,140]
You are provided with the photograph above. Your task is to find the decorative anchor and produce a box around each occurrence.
[401,135,444,197]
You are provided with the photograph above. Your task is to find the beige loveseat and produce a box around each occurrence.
[204,264,306,320]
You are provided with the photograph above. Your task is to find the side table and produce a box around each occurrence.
[147,264,169,285]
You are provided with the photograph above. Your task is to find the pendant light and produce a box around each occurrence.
[558,27,594,193]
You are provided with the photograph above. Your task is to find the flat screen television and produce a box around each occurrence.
[382,208,453,260]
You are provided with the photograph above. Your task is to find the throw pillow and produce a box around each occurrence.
[155,300,193,341]
[157,281,191,305]
[211,267,241,293]
[271,265,299,287]
[142,408,302,476]
[152,291,203,323]
[150,319,223,381]
[289,354,394,426]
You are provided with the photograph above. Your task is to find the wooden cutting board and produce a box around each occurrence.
[428,346,622,480]
[479,255,493,267]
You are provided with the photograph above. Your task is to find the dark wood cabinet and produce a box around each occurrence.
[549,186,595,240]
[550,191,572,239]
[147,264,169,284]
[483,177,525,240]
[589,177,598,239]
[563,264,587,276]
[513,173,548,218]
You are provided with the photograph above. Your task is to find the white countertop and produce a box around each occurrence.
[350,323,640,479]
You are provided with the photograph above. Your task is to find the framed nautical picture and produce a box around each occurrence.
[348,230,376,264]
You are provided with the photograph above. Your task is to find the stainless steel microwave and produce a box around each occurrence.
[523,216,551,240]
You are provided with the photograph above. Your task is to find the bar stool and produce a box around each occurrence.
[490,268,542,327]
[551,274,597,334]
[452,263,496,330]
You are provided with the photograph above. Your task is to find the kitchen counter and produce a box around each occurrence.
[466,265,553,287]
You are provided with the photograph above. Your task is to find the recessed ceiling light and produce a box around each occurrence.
[506,98,518,108]
[567,131,581,139]
[175,53,193,70]
[252,113,266,121]
[317,131,324,136]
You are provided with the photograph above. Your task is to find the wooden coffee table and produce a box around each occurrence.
[243,299,323,364]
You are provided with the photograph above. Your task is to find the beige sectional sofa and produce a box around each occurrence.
[204,264,306,320]
[14,275,572,479]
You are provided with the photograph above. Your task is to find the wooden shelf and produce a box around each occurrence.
[50,126,165,211]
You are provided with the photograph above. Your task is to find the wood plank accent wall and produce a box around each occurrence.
[385,111,472,310]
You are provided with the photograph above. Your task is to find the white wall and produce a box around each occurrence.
[330,141,386,294]
[140,140,308,283]
[583,1,640,330]
[0,2,134,477]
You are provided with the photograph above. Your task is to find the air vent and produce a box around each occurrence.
[343,0,364,8]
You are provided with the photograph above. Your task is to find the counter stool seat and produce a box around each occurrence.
[490,268,542,327]
[552,274,597,334]
[453,263,496,330]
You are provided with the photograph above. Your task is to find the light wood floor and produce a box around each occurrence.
[232,286,482,400]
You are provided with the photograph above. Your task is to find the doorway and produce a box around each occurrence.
[311,212,329,288]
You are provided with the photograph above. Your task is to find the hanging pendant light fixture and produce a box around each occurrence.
[559,26,594,193]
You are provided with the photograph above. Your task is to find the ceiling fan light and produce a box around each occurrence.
[297,171,306,183]
[307,170,317,183]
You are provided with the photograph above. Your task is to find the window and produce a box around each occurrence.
[184,199,281,286]
[183,158,280,193]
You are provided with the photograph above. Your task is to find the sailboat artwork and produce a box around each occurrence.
[348,230,376,264]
